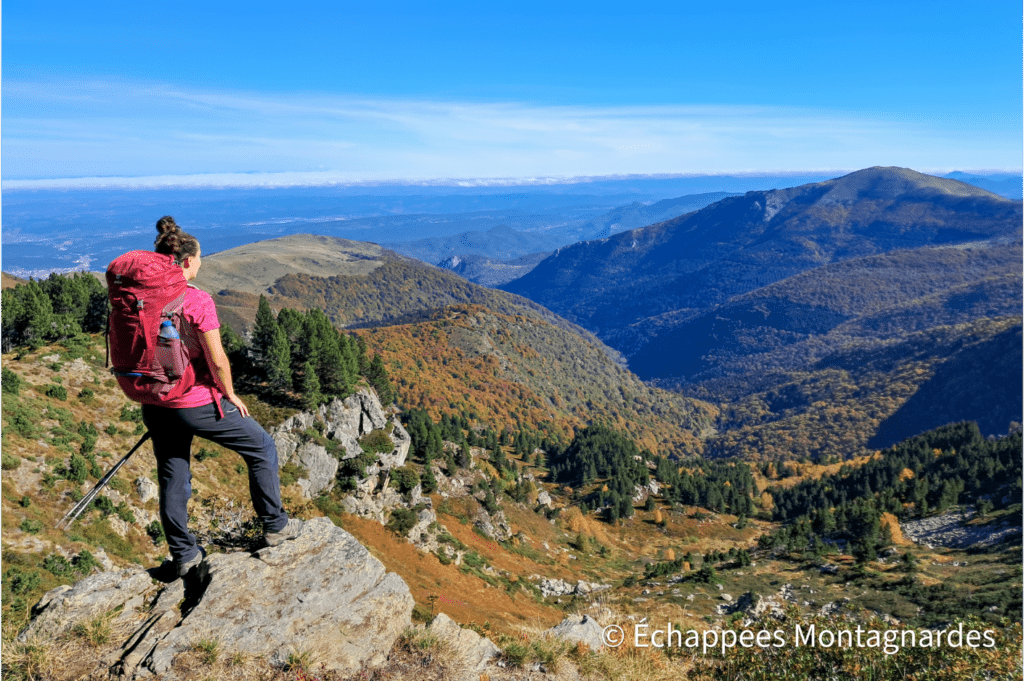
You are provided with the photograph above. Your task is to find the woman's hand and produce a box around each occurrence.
[225,392,250,418]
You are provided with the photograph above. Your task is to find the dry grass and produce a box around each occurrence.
[1,608,141,681]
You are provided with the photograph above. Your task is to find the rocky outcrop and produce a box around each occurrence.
[20,517,414,679]
[717,591,786,620]
[537,577,612,598]
[428,613,500,671]
[473,508,512,542]
[900,509,1022,549]
[545,615,606,650]
[272,389,410,499]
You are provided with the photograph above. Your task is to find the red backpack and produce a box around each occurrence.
[106,251,196,403]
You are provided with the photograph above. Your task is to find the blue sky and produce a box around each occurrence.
[4,1,1021,186]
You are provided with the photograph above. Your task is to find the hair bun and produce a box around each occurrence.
[155,215,180,235]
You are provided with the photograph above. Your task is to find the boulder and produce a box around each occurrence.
[473,508,512,542]
[20,569,156,641]
[545,615,605,650]
[429,613,499,671]
[21,518,414,680]
[135,476,159,504]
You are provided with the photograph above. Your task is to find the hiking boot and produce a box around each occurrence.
[264,518,304,547]
[175,547,205,578]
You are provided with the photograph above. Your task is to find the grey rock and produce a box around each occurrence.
[20,568,156,641]
[141,517,413,678]
[292,441,339,499]
[536,490,552,508]
[272,389,409,496]
[546,615,605,650]
[900,509,1022,549]
[721,593,733,602]
[537,577,611,597]
[429,613,500,670]
[473,508,512,542]
[135,476,159,504]
[92,549,116,572]
[725,591,786,620]
[24,518,415,679]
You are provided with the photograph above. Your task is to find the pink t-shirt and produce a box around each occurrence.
[158,285,222,410]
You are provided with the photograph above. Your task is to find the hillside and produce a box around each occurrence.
[355,304,717,453]
[503,167,1021,357]
[704,317,1022,460]
[193,235,613,356]
[630,242,1022,385]
[1,273,29,290]
[188,236,716,451]
[192,234,388,296]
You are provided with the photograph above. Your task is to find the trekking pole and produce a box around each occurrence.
[56,431,152,530]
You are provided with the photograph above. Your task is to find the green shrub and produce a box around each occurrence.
[19,519,43,535]
[115,502,136,523]
[696,564,720,584]
[93,495,115,516]
[45,384,68,400]
[4,566,41,595]
[462,551,487,569]
[119,405,142,422]
[77,387,95,400]
[72,550,101,574]
[146,521,166,545]
[501,641,531,668]
[359,429,394,454]
[7,407,37,439]
[104,423,119,436]
[194,447,220,462]
[2,367,22,394]
[2,452,22,470]
[386,508,417,536]
[64,453,89,483]
[280,462,308,487]
[43,554,75,578]
[391,465,421,498]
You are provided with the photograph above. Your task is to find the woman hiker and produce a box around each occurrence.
[143,216,302,577]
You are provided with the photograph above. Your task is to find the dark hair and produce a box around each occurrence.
[154,216,200,263]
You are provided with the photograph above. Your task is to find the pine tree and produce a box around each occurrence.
[366,353,395,405]
[301,360,323,411]
[420,465,437,494]
[252,295,278,369]
[266,324,292,390]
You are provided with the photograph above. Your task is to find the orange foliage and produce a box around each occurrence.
[879,512,910,546]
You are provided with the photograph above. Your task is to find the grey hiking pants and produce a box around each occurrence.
[142,398,289,564]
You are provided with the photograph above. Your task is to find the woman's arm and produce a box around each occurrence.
[199,328,249,418]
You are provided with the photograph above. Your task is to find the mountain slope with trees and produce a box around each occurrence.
[503,167,1021,357]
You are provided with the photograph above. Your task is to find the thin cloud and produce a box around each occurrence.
[3,78,1019,187]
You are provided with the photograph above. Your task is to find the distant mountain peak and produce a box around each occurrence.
[811,166,1007,205]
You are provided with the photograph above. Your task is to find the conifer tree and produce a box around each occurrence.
[302,360,323,411]
[266,324,292,390]
[252,295,278,367]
